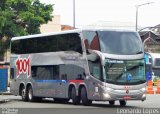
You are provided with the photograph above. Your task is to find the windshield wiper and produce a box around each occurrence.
[137,80,146,83]
[136,51,143,54]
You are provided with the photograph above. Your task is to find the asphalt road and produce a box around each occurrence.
[0,94,160,114]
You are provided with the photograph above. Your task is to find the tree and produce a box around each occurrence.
[0,0,53,56]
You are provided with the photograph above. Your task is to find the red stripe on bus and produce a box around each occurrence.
[69,80,84,83]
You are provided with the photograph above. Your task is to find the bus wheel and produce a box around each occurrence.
[71,87,80,105]
[119,100,127,106]
[28,86,35,102]
[81,87,92,106]
[21,86,28,101]
[109,100,115,105]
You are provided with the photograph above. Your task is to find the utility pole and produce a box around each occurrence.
[73,0,75,28]
[135,2,154,31]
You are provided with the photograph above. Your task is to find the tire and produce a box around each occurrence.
[81,87,92,106]
[109,100,115,105]
[119,100,127,106]
[27,86,36,102]
[21,86,28,101]
[71,87,80,105]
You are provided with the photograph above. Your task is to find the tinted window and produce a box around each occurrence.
[152,69,160,76]
[88,57,102,80]
[11,33,82,54]
[23,38,37,53]
[11,40,22,54]
[83,31,100,51]
[31,65,59,80]
[10,68,14,79]
[155,59,160,66]
[66,64,85,80]
[98,31,143,55]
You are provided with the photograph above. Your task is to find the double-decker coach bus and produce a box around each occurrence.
[10,28,146,106]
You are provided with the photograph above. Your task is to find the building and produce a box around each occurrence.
[40,15,61,33]
[139,26,160,53]
[61,25,75,31]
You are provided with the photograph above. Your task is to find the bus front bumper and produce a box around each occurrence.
[101,87,146,101]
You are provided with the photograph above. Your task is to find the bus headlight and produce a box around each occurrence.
[103,93,111,99]
[141,87,146,92]
[142,94,146,99]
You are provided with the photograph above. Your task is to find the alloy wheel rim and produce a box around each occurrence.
[22,89,25,98]
[29,89,32,100]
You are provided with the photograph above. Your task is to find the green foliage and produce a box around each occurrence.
[0,0,53,55]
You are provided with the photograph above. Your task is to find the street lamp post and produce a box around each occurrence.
[135,2,154,31]
[73,0,75,28]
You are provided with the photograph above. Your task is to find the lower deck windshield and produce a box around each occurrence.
[104,59,146,85]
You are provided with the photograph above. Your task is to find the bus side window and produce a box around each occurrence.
[88,57,102,80]
[61,74,67,80]
[53,65,60,80]
[93,66,100,79]
[10,68,14,79]
[76,74,84,80]
[31,67,37,78]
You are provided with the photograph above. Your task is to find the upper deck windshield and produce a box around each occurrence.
[98,31,143,55]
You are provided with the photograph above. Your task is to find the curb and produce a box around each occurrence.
[0,92,12,95]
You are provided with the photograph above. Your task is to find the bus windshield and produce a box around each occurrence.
[98,31,143,55]
[105,59,146,85]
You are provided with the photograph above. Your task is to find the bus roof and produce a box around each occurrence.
[11,28,136,41]
[11,29,81,41]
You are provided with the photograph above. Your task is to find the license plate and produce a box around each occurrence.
[123,96,131,100]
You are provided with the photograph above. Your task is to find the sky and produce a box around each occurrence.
[40,0,160,28]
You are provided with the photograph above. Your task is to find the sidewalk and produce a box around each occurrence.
[0,95,12,103]
[0,87,12,103]
[0,87,12,95]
